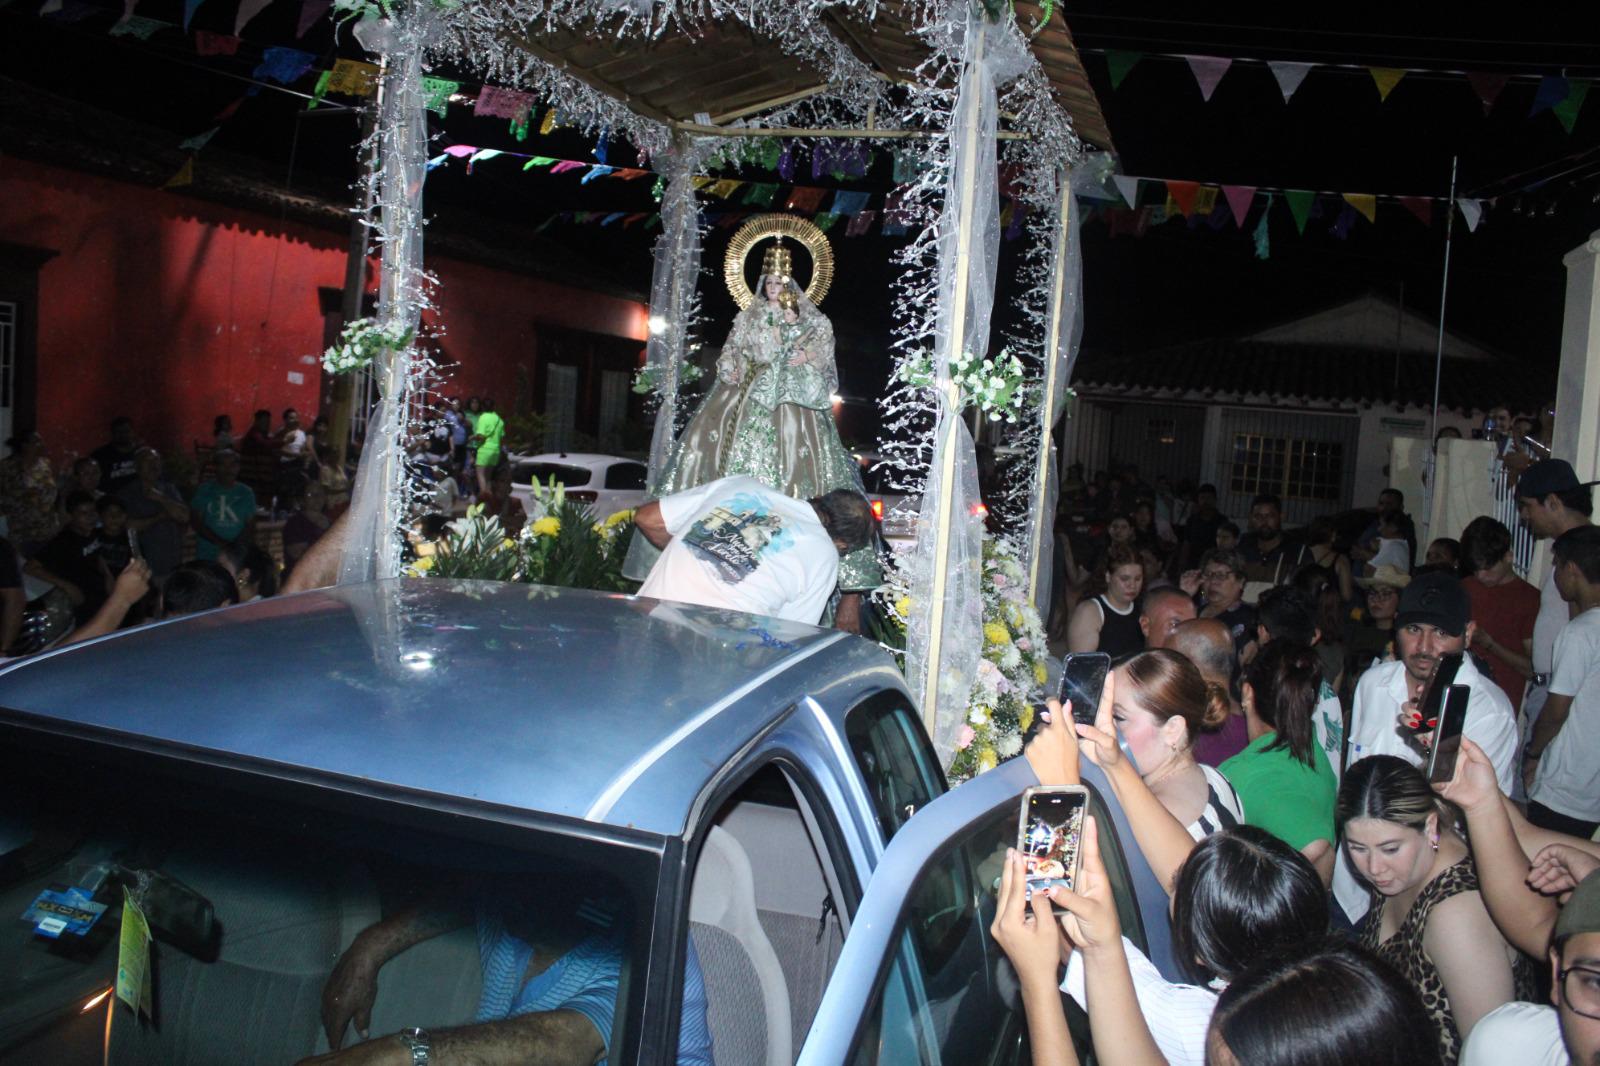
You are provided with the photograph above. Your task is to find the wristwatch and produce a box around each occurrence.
[397,1028,431,1066]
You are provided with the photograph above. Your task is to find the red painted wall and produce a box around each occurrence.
[0,157,647,461]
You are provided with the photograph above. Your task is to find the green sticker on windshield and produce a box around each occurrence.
[116,889,152,1018]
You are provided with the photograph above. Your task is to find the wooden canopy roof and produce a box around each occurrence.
[506,4,1114,150]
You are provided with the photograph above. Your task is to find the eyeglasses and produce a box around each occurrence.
[1562,966,1600,1020]
[1202,570,1236,582]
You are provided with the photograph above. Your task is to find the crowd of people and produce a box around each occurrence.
[0,398,522,653]
[992,447,1600,1065]
[4,394,1600,1063]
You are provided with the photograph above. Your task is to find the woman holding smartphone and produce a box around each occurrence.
[1097,649,1242,841]
[993,817,1327,1066]
[1338,755,1536,1064]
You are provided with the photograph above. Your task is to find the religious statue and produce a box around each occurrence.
[634,219,881,629]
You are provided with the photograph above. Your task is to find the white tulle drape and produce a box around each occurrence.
[338,12,436,584]
[1022,160,1100,613]
[619,136,706,581]
[905,5,1029,766]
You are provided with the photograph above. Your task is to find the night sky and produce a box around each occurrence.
[6,3,1600,402]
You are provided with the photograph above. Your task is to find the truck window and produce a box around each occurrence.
[843,692,946,843]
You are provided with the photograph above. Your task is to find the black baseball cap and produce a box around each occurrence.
[1395,571,1470,637]
[1515,459,1598,501]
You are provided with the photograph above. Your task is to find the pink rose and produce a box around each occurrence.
[957,724,976,750]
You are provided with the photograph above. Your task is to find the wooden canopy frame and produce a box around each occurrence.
[503,2,1112,148]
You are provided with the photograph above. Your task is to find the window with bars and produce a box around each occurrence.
[1229,434,1344,501]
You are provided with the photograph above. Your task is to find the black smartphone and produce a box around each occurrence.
[1409,651,1464,734]
[1427,685,1471,784]
[1060,652,1111,728]
[1017,785,1089,912]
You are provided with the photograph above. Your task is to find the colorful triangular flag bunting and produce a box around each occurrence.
[1285,189,1315,234]
[1112,174,1140,208]
[1254,196,1272,259]
[1182,55,1232,102]
[1465,72,1508,115]
[1457,198,1483,232]
[1554,80,1589,134]
[1268,61,1314,103]
[178,127,218,152]
[1530,75,1569,117]
[1369,67,1406,102]
[1398,196,1433,226]
[1105,51,1142,90]
[182,0,204,30]
[1342,193,1377,224]
[295,0,329,37]
[234,0,272,36]
[163,157,194,188]
[1165,180,1201,216]
[1222,185,1256,228]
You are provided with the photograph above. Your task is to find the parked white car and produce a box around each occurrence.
[508,452,649,520]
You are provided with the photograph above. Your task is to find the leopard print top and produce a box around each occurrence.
[1357,857,1539,1065]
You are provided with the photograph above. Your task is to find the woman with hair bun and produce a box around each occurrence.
[1207,938,1443,1066]
[1222,640,1340,882]
[1096,648,1242,841]
[1338,754,1536,1064]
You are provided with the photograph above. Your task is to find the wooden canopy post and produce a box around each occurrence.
[1026,168,1073,611]
[919,17,987,734]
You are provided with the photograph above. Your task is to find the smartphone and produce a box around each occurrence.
[1426,685,1471,784]
[1408,652,1463,734]
[1059,652,1111,728]
[1017,785,1089,912]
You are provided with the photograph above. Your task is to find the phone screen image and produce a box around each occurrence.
[1019,787,1088,908]
[1059,653,1111,728]
[1412,652,1464,734]
[1427,685,1471,784]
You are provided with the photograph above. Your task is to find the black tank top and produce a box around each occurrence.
[1095,594,1145,660]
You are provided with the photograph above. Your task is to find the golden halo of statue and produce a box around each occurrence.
[723,214,835,310]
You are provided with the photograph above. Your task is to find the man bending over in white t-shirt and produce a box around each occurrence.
[634,476,876,626]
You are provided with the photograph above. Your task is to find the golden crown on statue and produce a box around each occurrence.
[723,214,834,310]
[761,241,794,282]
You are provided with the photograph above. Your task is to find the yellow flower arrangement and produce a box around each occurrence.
[602,508,636,529]
[1018,704,1034,733]
[1033,660,1048,686]
[531,516,561,538]
[894,595,912,619]
[983,622,1012,646]
[977,749,999,773]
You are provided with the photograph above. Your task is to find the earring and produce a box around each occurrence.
[1430,836,1439,852]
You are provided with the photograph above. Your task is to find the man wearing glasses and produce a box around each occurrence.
[1462,868,1600,1065]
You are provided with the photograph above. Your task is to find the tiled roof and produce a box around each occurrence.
[1070,340,1550,415]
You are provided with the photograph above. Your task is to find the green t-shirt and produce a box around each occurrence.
[474,411,506,466]
[1219,731,1337,852]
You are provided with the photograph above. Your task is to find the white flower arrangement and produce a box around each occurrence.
[632,361,704,396]
[322,318,414,376]
[872,534,1051,782]
[896,347,1028,423]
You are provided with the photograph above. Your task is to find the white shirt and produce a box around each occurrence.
[281,427,307,458]
[1535,565,1570,675]
[1062,936,1216,1066]
[1336,655,1518,919]
[1371,537,1412,572]
[1460,1001,1566,1066]
[1532,607,1600,821]
[638,476,838,624]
